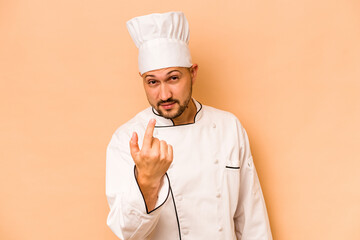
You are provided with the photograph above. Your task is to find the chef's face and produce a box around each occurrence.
[141,64,198,119]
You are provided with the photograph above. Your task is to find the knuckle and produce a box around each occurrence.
[150,151,160,159]
[159,154,166,161]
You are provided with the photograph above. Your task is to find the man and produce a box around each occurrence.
[106,11,272,240]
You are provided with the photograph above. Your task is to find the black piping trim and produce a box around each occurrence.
[152,107,165,117]
[193,102,202,121]
[151,101,203,128]
[225,166,240,169]
[170,118,175,125]
[170,184,182,240]
[133,166,171,214]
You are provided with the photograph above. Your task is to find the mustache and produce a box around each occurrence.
[157,98,180,107]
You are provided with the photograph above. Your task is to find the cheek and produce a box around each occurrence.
[178,81,191,96]
[145,88,159,101]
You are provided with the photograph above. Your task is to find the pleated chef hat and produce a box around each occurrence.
[126,11,192,75]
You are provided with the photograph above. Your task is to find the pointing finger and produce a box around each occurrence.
[143,119,156,148]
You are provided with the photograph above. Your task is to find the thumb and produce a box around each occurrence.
[129,132,140,159]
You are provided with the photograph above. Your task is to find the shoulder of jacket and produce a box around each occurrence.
[202,105,240,122]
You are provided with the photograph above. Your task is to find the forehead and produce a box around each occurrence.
[142,67,187,78]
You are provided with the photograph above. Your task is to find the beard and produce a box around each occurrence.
[153,85,192,119]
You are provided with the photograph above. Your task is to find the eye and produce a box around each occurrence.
[170,75,179,81]
[147,80,158,85]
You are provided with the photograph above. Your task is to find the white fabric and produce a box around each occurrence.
[106,100,273,240]
[126,11,192,75]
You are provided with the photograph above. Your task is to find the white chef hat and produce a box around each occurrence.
[126,11,192,75]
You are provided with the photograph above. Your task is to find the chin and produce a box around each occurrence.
[159,109,180,119]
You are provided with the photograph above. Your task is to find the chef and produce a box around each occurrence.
[106,11,273,240]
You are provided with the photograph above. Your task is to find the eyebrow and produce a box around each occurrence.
[166,70,181,75]
[144,70,181,79]
[144,74,156,79]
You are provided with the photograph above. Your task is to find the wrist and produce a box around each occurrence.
[135,168,162,189]
[137,173,161,190]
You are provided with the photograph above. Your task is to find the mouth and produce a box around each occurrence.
[159,101,176,110]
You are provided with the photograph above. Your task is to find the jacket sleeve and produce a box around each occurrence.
[106,130,170,240]
[234,123,273,240]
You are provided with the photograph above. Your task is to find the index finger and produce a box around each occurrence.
[142,118,156,148]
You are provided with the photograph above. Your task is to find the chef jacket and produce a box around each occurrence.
[106,99,272,240]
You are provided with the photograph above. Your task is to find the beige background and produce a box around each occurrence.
[1,0,360,239]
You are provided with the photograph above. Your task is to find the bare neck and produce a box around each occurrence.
[172,99,197,125]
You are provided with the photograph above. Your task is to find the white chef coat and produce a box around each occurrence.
[106,99,272,240]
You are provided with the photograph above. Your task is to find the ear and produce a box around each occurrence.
[190,64,199,85]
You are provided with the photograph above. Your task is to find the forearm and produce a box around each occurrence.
[107,166,169,240]
[135,170,163,213]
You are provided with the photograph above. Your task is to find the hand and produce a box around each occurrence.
[129,119,173,188]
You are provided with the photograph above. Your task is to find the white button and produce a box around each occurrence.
[216,193,221,198]
[177,195,183,201]
[183,229,189,235]
[214,159,219,164]
[218,226,223,232]
[212,123,216,128]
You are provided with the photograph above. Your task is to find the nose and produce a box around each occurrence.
[159,83,172,101]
